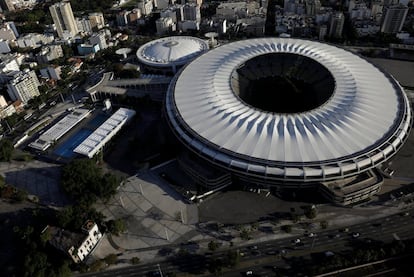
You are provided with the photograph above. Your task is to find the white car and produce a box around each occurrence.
[307,232,316,237]
[292,238,301,244]
[352,232,360,238]
[245,270,253,276]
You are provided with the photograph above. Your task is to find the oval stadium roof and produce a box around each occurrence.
[136,36,209,68]
[165,38,412,182]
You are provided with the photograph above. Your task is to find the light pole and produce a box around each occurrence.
[157,263,164,277]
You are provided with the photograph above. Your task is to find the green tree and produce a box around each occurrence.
[0,139,14,161]
[61,159,119,205]
[104,254,118,265]
[225,250,240,267]
[208,240,220,251]
[23,251,49,277]
[320,220,328,229]
[240,228,251,240]
[107,219,126,235]
[281,225,292,233]
[305,207,317,219]
[130,256,140,264]
[208,258,223,275]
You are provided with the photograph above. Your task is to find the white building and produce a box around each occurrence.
[36,45,64,64]
[156,17,175,35]
[0,26,16,41]
[381,5,409,34]
[88,12,105,30]
[7,70,40,104]
[49,1,79,39]
[3,22,18,38]
[16,33,54,49]
[77,17,93,35]
[161,8,178,23]
[0,103,16,119]
[89,31,108,50]
[154,0,169,9]
[138,0,153,16]
[0,58,19,73]
[216,2,246,20]
[47,220,103,264]
[329,12,345,38]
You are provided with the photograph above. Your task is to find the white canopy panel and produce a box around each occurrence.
[74,108,136,158]
[166,38,412,182]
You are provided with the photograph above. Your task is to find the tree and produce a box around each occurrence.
[240,228,252,240]
[130,257,140,264]
[305,207,317,219]
[61,159,119,205]
[23,251,49,277]
[208,240,220,252]
[107,219,126,235]
[320,220,328,229]
[208,258,223,275]
[0,139,14,161]
[104,254,118,265]
[281,225,292,233]
[225,250,240,267]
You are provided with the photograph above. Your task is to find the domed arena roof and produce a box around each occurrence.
[136,36,209,68]
[165,38,412,182]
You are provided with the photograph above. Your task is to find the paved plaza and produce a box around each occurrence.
[0,160,70,206]
[93,170,205,260]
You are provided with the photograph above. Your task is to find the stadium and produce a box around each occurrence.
[165,38,412,205]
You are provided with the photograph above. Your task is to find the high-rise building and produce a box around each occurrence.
[381,5,408,34]
[0,0,14,11]
[7,70,40,104]
[156,17,174,35]
[49,1,78,39]
[138,0,153,16]
[76,17,92,35]
[305,0,321,16]
[89,32,107,51]
[329,12,345,38]
[88,12,105,30]
[183,3,201,22]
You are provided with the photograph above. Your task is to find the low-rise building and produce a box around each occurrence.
[45,220,103,263]
[36,45,64,64]
[77,43,100,55]
[40,66,62,80]
[16,33,54,49]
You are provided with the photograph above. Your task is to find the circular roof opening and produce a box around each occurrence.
[163,41,179,47]
[231,53,335,113]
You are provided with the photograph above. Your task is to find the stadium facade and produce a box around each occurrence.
[165,38,412,205]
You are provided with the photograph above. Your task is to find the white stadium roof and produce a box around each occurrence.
[166,38,412,182]
[74,108,135,158]
[136,36,209,68]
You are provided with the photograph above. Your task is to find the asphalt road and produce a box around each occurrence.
[78,208,414,277]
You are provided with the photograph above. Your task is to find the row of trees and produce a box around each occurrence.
[303,239,414,275]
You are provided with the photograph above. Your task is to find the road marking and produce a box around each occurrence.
[393,233,400,240]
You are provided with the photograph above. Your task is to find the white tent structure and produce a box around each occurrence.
[74,108,135,158]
